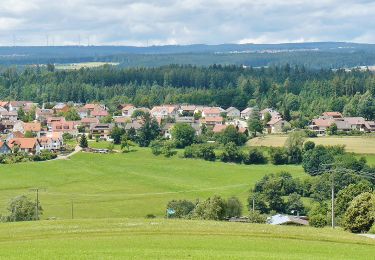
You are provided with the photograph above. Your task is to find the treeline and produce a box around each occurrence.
[0,64,374,120]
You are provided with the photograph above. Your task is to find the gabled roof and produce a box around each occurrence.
[8,138,40,149]
[212,124,227,133]
[225,107,240,113]
[201,116,223,123]
[241,107,253,114]
[53,103,68,110]
[81,117,100,124]
[121,104,135,111]
[311,118,335,127]
[344,117,366,125]
[202,107,222,115]
[322,111,343,118]
[23,122,42,132]
[267,118,283,126]
[91,110,109,117]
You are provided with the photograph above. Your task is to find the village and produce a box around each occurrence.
[0,100,374,156]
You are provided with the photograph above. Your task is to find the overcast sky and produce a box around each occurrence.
[0,0,374,46]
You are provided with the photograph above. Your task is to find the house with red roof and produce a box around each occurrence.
[7,138,41,155]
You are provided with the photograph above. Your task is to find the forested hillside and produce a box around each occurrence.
[0,64,374,123]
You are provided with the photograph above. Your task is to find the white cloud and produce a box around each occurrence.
[0,0,374,45]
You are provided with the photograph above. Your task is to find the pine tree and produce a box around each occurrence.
[79,134,88,148]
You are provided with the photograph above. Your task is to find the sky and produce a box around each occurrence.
[0,0,374,46]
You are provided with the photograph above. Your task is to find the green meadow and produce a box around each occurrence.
[0,218,374,259]
[0,148,304,219]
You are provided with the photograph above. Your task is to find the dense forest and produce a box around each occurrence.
[0,64,374,124]
[1,43,375,68]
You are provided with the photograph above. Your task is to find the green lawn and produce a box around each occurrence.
[0,218,374,259]
[0,148,304,219]
[248,135,375,154]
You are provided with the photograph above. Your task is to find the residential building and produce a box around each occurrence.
[91,109,109,119]
[266,118,290,134]
[0,111,18,121]
[225,107,240,118]
[35,108,54,122]
[150,105,179,119]
[267,214,309,226]
[53,103,70,114]
[260,108,282,120]
[200,116,223,127]
[121,104,136,117]
[90,123,113,140]
[7,138,41,155]
[51,121,78,136]
[240,107,253,120]
[202,107,223,118]
[13,121,42,136]
[0,141,12,154]
[8,101,34,112]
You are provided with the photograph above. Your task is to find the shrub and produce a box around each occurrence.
[220,142,243,163]
[243,149,267,164]
[193,195,227,220]
[342,192,375,233]
[161,141,177,157]
[303,141,315,151]
[248,210,267,224]
[150,139,163,155]
[6,195,42,222]
[269,147,288,165]
[166,200,196,218]
[309,214,327,228]
[145,214,156,219]
[226,197,242,218]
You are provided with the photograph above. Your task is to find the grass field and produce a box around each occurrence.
[0,218,374,259]
[0,148,304,219]
[248,135,375,154]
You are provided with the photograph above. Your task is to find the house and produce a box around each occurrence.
[124,121,142,132]
[0,141,12,154]
[212,124,248,135]
[162,123,174,139]
[51,121,78,136]
[266,118,290,134]
[90,124,113,140]
[91,109,109,119]
[47,117,65,129]
[267,214,309,226]
[179,105,196,116]
[150,105,179,119]
[121,104,136,117]
[0,111,18,121]
[84,103,106,113]
[5,131,24,141]
[260,108,282,120]
[113,116,129,127]
[200,116,223,127]
[225,107,240,118]
[77,107,90,119]
[80,117,100,128]
[35,108,54,122]
[53,103,69,114]
[202,107,223,118]
[364,121,375,132]
[38,132,63,151]
[240,107,253,120]
[8,101,34,112]
[13,122,42,136]
[0,101,9,110]
[0,106,7,112]
[0,120,16,133]
[344,117,367,131]
[7,138,41,155]
[322,111,343,119]
[309,118,335,135]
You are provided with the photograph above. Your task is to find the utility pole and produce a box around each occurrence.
[29,188,45,220]
[252,197,255,212]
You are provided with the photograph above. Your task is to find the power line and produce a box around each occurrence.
[29,188,46,220]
